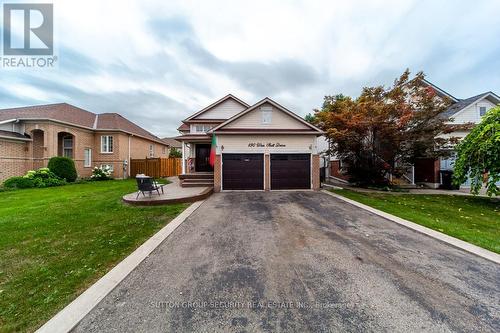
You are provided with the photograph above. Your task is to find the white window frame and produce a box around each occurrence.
[149,144,155,158]
[191,124,213,134]
[84,148,92,167]
[101,164,114,172]
[261,106,272,124]
[479,106,487,117]
[101,135,113,153]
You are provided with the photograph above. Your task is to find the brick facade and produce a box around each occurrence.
[330,160,350,181]
[0,121,169,181]
[312,154,320,190]
[0,139,30,180]
[213,154,221,192]
[264,154,270,191]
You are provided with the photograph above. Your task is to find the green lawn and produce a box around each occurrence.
[0,180,188,333]
[331,189,500,254]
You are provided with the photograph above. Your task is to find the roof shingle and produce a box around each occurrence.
[0,103,164,143]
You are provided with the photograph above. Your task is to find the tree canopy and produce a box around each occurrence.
[312,69,452,185]
[453,106,500,196]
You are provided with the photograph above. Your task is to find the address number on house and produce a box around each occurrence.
[248,142,286,148]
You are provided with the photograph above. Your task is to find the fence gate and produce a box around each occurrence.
[130,158,182,178]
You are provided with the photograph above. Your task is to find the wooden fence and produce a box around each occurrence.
[130,158,182,178]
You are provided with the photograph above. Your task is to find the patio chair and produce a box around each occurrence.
[136,177,165,198]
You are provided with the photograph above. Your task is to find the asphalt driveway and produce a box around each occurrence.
[73,191,500,332]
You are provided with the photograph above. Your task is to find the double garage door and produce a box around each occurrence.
[222,153,310,190]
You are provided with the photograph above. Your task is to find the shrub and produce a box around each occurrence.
[169,148,182,158]
[90,166,113,181]
[2,168,66,189]
[48,157,77,182]
[3,176,35,189]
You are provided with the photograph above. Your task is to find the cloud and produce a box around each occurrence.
[1,0,499,137]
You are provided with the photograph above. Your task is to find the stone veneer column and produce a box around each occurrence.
[264,154,270,191]
[213,154,221,192]
[312,154,320,190]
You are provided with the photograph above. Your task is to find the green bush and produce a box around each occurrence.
[2,168,66,189]
[48,157,77,182]
[169,148,182,158]
[3,176,35,189]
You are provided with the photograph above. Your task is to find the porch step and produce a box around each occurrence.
[180,173,214,187]
[182,181,214,187]
[178,172,214,180]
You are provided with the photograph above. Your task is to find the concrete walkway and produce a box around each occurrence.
[73,192,499,332]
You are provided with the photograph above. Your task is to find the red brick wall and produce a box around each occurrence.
[213,154,221,192]
[312,154,320,190]
[264,154,270,191]
[330,160,350,181]
[0,139,30,181]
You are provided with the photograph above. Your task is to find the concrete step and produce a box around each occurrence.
[181,181,214,187]
[179,173,214,180]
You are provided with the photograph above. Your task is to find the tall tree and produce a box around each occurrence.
[453,106,500,196]
[312,70,452,185]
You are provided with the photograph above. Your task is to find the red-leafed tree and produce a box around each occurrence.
[312,70,452,185]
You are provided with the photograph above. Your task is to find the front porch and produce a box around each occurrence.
[122,176,213,205]
[177,137,214,187]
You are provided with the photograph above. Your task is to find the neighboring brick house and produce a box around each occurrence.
[0,103,170,181]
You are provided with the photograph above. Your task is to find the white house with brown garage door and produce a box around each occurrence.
[175,95,323,192]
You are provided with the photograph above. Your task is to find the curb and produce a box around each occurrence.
[36,200,205,333]
[322,190,500,265]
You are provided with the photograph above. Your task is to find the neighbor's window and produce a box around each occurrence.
[149,144,154,157]
[261,106,272,124]
[162,146,166,154]
[101,164,114,173]
[63,136,73,158]
[479,106,487,117]
[84,148,92,167]
[101,135,113,153]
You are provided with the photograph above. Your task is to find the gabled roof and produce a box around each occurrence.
[161,137,182,148]
[443,91,500,119]
[210,97,323,134]
[183,94,249,122]
[0,103,96,127]
[421,78,459,102]
[0,103,166,144]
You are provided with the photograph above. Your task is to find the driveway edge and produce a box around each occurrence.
[36,200,205,333]
[322,190,500,265]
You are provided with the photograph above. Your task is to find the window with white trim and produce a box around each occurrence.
[101,135,113,153]
[84,148,92,167]
[101,164,114,173]
[149,144,154,157]
[192,124,213,133]
[261,106,272,124]
[479,106,487,117]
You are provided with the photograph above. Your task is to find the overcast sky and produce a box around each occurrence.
[1,0,499,137]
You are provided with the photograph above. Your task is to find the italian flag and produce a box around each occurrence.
[209,135,216,167]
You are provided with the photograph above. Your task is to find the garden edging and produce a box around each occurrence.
[322,190,500,265]
[36,200,205,333]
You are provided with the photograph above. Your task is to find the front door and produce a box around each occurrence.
[195,144,213,172]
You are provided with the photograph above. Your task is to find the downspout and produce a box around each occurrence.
[128,135,131,178]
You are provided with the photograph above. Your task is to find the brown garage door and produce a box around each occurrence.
[271,154,311,190]
[222,154,264,190]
